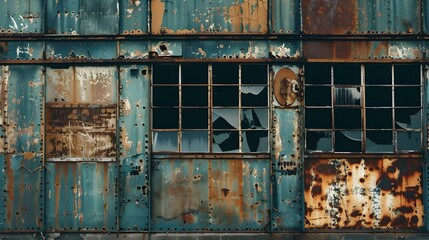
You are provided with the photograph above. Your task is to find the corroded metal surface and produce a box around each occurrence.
[305,158,424,229]
[0,0,43,33]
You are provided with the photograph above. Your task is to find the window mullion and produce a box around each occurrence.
[178,64,182,152]
[331,65,335,152]
[361,64,366,153]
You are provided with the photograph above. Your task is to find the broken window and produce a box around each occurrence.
[305,64,422,153]
[152,64,269,153]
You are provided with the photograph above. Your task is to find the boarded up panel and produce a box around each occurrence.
[302,0,357,34]
[3,154,43,231]
[305,158,423,229]
[272,109,303,230]
[151,0,268,34]
[151,160,209,231]
[45,162,117,231]
[271,0,300,33]
[209,160,270,231]
[119,0,149,34]
[0,0,43,33]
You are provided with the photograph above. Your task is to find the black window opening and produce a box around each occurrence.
[151,64,270,153]
[305,64,423,153]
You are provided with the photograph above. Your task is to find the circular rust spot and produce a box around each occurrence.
[273,68,299,106]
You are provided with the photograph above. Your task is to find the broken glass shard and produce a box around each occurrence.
[306,131,332,151]
[213,130,239,153]
[241,86,268,106]
[395,108,421,130]
[242,131,269,152]
[366,131,393,153]
[334,87,361,106]
[241,108,268,129]
[397,131,421,151]
[153,131,178,152]
[181,131,208,152]
[335,131,362,152]
[213,109,239,129]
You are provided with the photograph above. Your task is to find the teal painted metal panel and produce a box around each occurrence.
[425,0,429,33]
[151,0,268,34]
[46,41,117,59]
[358,0,421,34]
[269,41,301,59]
[46,0,80,34]
[271,0,300,34]
[0,155,4,230]
[389,41,424,59]
[0,42,44,60]
[271,108,303,231]
[119,41,149,59]
[0,0,43,33]
[3,154,43,231]
[151,159,209,231]
[45,162,117,231]
[3,65,43,154]
[182,41,269,59]
[119,0,149,34]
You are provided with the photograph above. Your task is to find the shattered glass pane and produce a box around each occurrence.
[394,64,420,85]
[213,131,239,153]
[365,64,392,85]
[242,131,269,152]
[153,131,178,152]
[395,108,421,130]
[305,108,332,129]
[241,86,268,106]
[181,63,208,84]
[241,65,268,84]
[181,131,208,152]
[212,64,239,84]
[334,64,361,85]
[366,109,392,129]
[395,86,421,107]
[334,108,361,129]
[366,131,393,153]
[182,86,208,106]
[153,108,179,129]
[305,64,331,84]
[182,108,208,129]
[306,131,332,151]
[366,87,392,107]
[241,108,268,129]
[213,86,239,106]
[305,86,331,106]
[153,65,179,84]
[153,86,179,106]
[397,131,422,151]
[335,131,362,152]
[334,87,361,106]
[213,109,239,129]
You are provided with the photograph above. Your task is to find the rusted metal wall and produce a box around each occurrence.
[0,0,428,238]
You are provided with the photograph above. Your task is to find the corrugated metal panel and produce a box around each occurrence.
[119,42,149,59]
[357,0,421,34]
[0,0,43,33]
[46,0,118,34]
[425,0,429,33]
[45,162,117,231]
[271,109,303,230]
[119,0,149,34]
[151,0,268,34]
[46,41,117,60]
[271,0,300,34]
[0,42,44,60]
[118,65,150,231]
[3,154,43,231]
[305,158,424,229]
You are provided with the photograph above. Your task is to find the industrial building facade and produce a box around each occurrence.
[0,0,429,239]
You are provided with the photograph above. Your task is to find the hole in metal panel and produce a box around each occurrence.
[334,108,362,129]
[366,109,393,129]
[334,87,361,106]
[213,86,239,106]
[153,65,179,84]
[153,131,178,152]
[334,64,361,85]
[241,86,268,106]
[213,109,239,129]
[305,64,331,84]
[181,131,209,152]
[394,86,421,106]
[212,64,239,84]
[366,130,393,153]
[365,64,392,85]
[305,86,331,106]
[241,65,267,84]
[153,108,179,129]
[395,108,421,130]
[305,108,332,129]
[182,108,208,129]
[242,130,269,153]
[241,108,268,129]
[213,131,239,153]
[397,131,421,151]
[335,130,362,152]
[306,131,332,151]
[366,87,392,107]
[153,86,179,106]
[182,86,208,106]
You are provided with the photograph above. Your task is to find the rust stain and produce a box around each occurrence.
[305,158,423,229]
[151,0,166,34]
[273,67,300,107]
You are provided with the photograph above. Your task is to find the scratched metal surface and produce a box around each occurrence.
[45,41,117,60]
[45,162,117,231]
[305,158,424,229]
[0,42,44,60]
[119,0,149,34]
[151,0,268,34]
[0,0,43,33]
